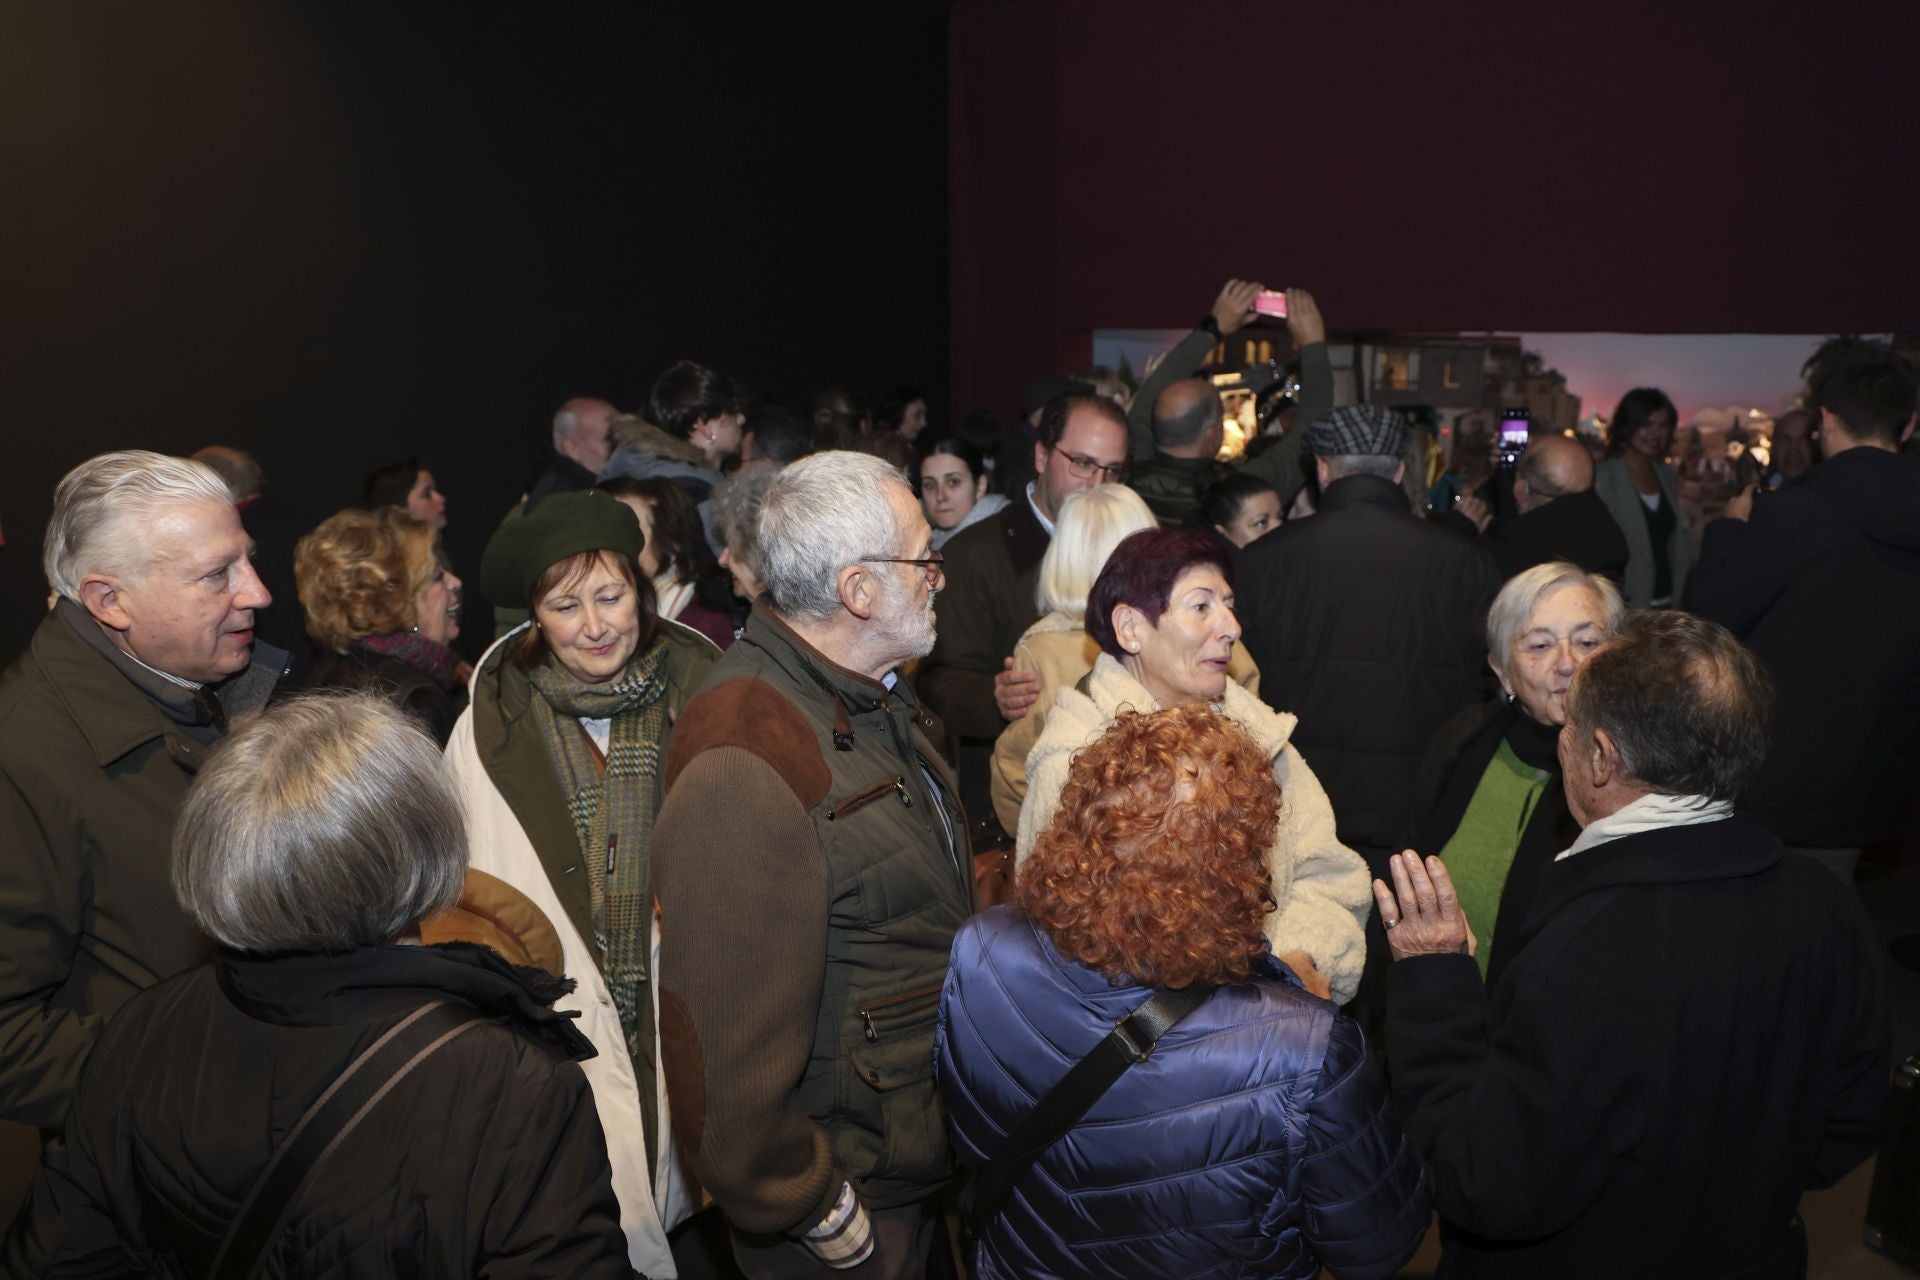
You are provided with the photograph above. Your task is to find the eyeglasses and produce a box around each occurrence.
[1052,449,1130,483]
[862,552,946,583]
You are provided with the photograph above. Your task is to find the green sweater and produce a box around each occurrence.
[1437,738,1550,979]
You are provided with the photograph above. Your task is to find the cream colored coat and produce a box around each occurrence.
[990,611,1260,836]
[445,628,693,1279]
[1017,653,1371,1004]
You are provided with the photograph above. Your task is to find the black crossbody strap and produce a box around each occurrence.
[963,982,1216,1236]
[208,1000,487,1280]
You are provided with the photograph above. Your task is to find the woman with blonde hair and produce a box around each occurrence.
[988,485,1257,835]
[296,506,465,745]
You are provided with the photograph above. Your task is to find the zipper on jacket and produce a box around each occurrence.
[825,777,911,821]
[855,982,943,1042]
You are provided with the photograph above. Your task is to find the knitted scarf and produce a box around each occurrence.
[359,630,458,690]
[525,641,669,1068]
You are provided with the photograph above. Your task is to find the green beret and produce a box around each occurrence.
[480,489,643,610]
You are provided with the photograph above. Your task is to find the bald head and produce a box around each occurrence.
[1152,379,1224,458]
[1515,435,1593,512]
[554,396,616,472]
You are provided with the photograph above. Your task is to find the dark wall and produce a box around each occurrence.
[951,0,1920,417]
[0,3,948,662]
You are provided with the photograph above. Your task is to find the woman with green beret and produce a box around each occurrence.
[444,488,719,1277]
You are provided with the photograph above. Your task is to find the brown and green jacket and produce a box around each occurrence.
[653,609,973,1235]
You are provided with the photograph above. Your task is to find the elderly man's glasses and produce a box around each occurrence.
[1053,449,1129,483]
[862,552,945,584]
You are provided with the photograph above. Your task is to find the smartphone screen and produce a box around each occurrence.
[1253,290,1287,318]
[1499,419,1530,451]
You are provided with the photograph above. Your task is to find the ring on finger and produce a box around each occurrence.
[1384,917,1399,929]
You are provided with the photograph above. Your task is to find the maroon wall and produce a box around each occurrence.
[952,0,1920,418]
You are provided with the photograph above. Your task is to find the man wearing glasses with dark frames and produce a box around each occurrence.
[915,392,1130,837]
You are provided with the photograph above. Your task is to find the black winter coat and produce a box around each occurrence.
[1239,473,1500,853]
[306,645,464,748]
[1434,490,1629,585]
[1388,815,1888,1278]
[2,943,634,1278]
[1689,447,1920,846]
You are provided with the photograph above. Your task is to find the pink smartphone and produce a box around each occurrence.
[1253,290,1288,318]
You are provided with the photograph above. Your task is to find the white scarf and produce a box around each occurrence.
[1555,791,1734,862]
[651,574,693,623]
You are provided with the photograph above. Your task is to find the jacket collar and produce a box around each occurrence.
[1318,472,1413,515]
[1001,488,1052,578]
[607,414,714,467]
[35,602,207,767]
[1518,811,1781,942]
[740,608,921,719]
[216,941,594,1062]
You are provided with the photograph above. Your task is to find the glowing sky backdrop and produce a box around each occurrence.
[1520,334,1831,423]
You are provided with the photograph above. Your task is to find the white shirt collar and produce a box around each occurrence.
[1555,791,1733,862]
[1025,481,1055,537]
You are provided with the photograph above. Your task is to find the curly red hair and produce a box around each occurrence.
[1018,705,1280,988]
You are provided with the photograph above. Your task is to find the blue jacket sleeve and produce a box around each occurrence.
[1296,1015,1431,1279]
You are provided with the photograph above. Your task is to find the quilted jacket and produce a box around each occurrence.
[935,906,1430,1279]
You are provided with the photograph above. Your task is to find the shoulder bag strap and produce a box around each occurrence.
[208,999,488,1280]
[962,982,1216,1238]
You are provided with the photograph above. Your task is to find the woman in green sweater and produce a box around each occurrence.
[1408,562,1624,987]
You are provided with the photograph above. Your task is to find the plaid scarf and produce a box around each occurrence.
[525,642,669,1076]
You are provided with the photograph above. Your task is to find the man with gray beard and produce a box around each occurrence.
[652,451,970,1278]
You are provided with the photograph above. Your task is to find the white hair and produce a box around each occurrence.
[552,406,581,452]
[758,451,911,620]
[1036,485,1157,617]
[44,450,237,600]
[1320,453,1403,482]
[1486,561,1626,681]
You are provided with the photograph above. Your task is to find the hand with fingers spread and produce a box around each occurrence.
[1371,849,1477,962]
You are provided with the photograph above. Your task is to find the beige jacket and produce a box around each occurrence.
[990,611,1259,836]
[1016,653,1371,1004]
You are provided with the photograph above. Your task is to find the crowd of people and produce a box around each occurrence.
[0,287,1916,1279]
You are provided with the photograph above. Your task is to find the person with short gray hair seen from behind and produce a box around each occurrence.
[653,451,972,1278]
[1376,611,1888,1277]
[0,450,286,1131]
[1,693,634,1277]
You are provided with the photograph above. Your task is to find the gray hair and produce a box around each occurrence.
[552,405,583,451]
[757,451,912,620]
[172,692,467,953]
[711,467,781,583]
[1320,454,1403,482]
[1487,561,1626,680]
[44,450,236,600]
[1565,610,1773,802]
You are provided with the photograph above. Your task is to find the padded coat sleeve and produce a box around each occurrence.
[1296,1015,1431,1279]
[1266,747,1372,1005]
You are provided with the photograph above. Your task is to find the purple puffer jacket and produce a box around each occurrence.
[934,906,1429,1280]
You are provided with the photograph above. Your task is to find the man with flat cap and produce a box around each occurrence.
[1239,404,1500,860]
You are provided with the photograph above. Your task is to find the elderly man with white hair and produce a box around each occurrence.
[652,451,971,1278]
[0,450,283,1129]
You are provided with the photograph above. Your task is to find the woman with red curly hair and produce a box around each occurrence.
[1015,527,1372,1005]
[936,705,1429,1278]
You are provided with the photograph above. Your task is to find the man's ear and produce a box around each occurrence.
[1315,458,1332,489]
[1590,726,1623,789]
[1032,439,1049,480]
[837,563,876,622]
[1902,413,1917,446]
[78,575,132,634]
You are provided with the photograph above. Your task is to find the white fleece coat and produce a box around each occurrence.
[444,629,693,1279]
[1016,653,1373,1004]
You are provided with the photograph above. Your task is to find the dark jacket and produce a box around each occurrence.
[306,644,464,747]
[917,492,1050,744]
[1689,447,1920,846]
[524,452,598,514]
[653,611,973,1236]
[1238,473,1500,852]
[1436,490,1630,584]
[0,603,283,1130]
[1,943,634,1278]
[936,907,1428,1279]
[1388,815,1888,1278]
[1410,700,1578,990]
[1128,452,1215,524]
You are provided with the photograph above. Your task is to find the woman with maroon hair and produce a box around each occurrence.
[1015,527,1372,1004]
[936,705,1428,1277]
